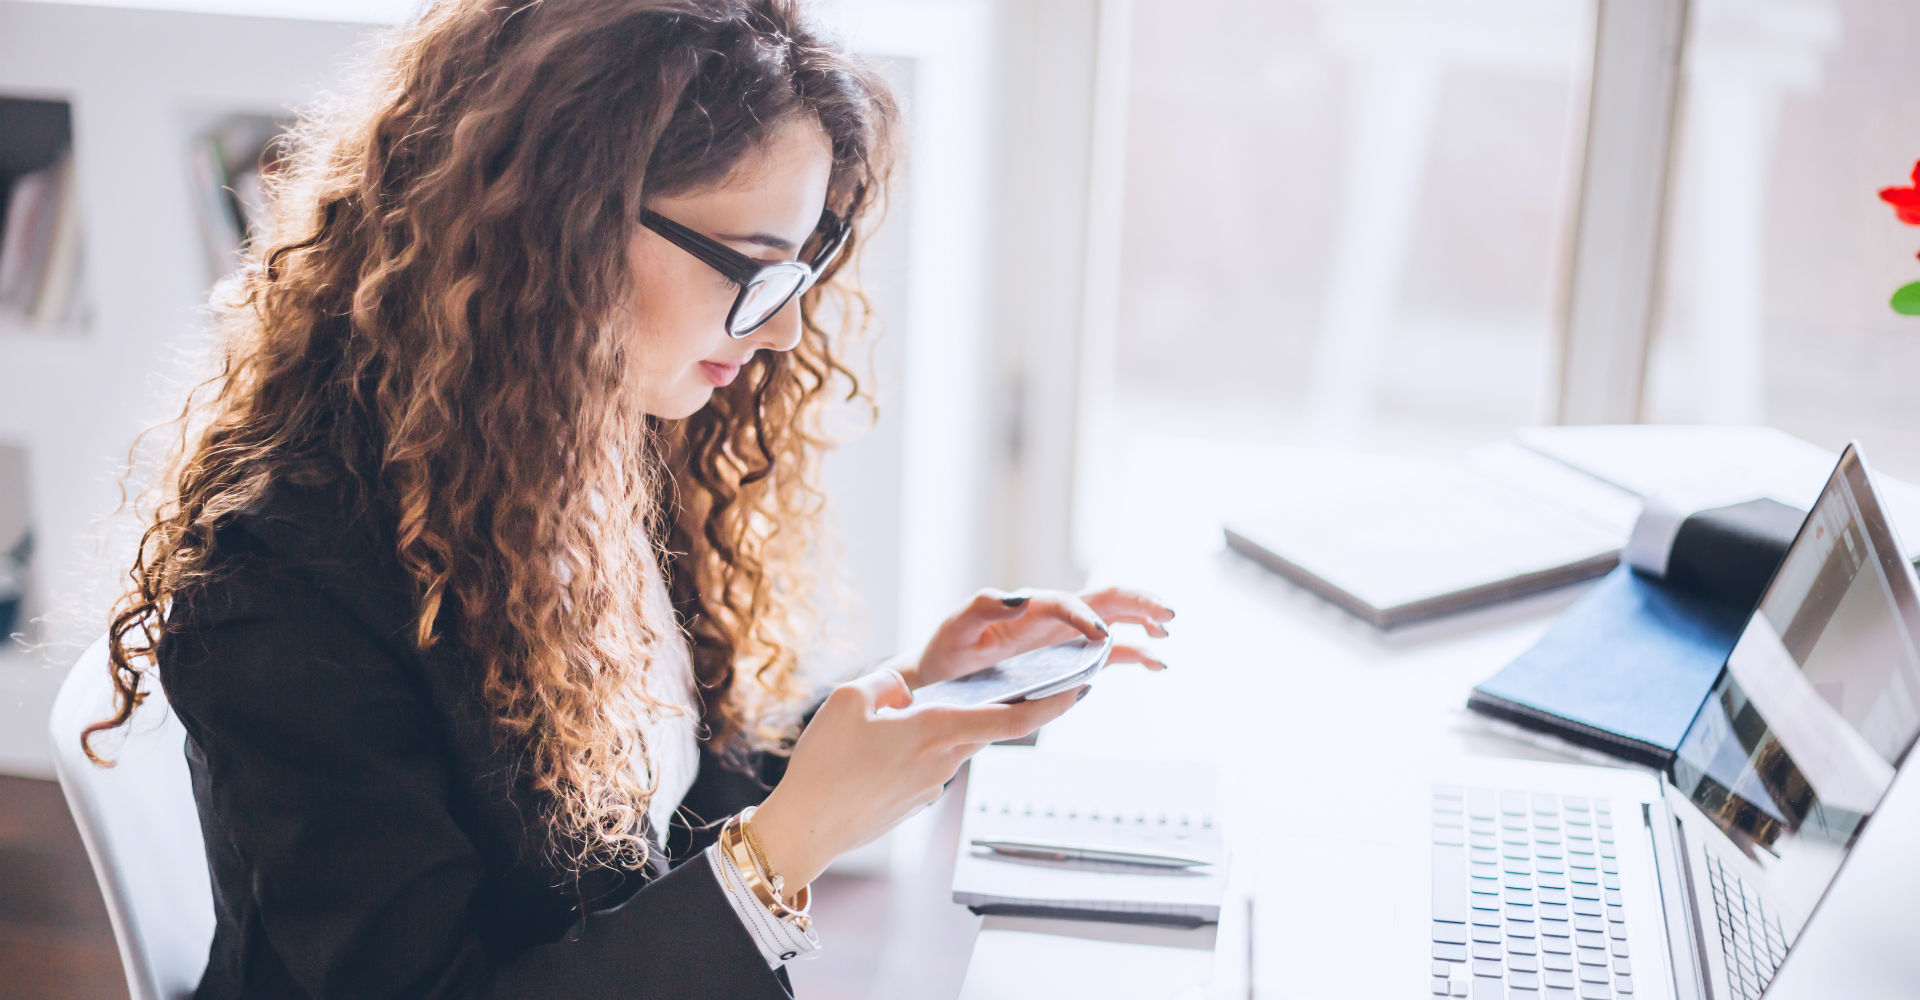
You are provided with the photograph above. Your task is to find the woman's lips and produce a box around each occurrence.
[699,360,742,387]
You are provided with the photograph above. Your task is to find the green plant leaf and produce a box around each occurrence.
[1896,282,1920,316]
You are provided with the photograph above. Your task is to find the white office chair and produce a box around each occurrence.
[48,634,214,1000]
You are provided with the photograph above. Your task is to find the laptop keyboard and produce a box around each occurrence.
[1431,786,1633,999]
[1705,852,1786,1000]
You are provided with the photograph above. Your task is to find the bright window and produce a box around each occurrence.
[1106,1,1596,456]
[1645,0,1920,483]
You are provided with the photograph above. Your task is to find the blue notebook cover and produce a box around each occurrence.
[1467,566,1751,767]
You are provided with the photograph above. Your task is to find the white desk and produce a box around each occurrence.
[791,440,1631,999]
[1000,542,1616,999]
[789,432,1920,999]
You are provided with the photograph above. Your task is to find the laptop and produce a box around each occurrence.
[1421,442,1920,1000]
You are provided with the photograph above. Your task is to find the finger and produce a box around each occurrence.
[950,741,991,763]
[1082,584,1174,615]
[931,685,1085,745]
[1106,643,1169,671]
[1082,586,1176,626]
[845,667,914,712]
[936,590,1049,652]
[1093,610,1171,638]
[997,684,1088,741]
[1001,589,1108,643]
[978,614,1084,649]
[911,784,948,817]
[963,587,1036,622]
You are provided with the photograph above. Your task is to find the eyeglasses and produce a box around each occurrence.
[640,207,850,338]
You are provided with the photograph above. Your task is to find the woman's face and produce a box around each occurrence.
[624,118,836,419]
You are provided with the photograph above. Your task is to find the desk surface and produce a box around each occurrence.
[789,440,1635,1000]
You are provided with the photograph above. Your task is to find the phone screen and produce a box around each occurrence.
[909,637,1113,708]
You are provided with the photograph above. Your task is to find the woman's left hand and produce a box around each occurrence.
[897,585,1176,691]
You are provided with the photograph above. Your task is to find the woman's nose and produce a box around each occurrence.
[749,296,806,353]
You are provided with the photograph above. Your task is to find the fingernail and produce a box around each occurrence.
[1075,686,1092,702]
[1001,595,1029,607]
[1166,609,1177,620]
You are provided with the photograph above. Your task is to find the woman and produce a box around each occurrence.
[85,2,1172,997]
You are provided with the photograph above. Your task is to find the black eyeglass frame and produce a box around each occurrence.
[640,207,850,338]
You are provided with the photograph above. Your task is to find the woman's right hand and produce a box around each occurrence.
[746,668,1085,895]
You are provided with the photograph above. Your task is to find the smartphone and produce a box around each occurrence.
[908,635,1115,708]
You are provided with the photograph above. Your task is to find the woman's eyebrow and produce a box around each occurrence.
[715,231,798,253]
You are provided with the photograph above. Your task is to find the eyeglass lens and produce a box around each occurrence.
[730,271,808,335]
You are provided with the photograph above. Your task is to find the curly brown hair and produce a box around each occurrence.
[86,0,897,874]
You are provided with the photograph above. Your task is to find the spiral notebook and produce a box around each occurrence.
[951,747,1227,927]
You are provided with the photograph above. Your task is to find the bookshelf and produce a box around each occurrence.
[184,109,292,285]
[0,1,380,776]
[0,94,86,333]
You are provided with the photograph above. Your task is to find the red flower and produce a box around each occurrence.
[1882,160,1920,226]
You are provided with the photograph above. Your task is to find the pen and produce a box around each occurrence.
[969,837,1214,869]
[1246,894,1256,1000]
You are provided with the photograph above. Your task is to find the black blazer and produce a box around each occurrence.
[156,477,818,999]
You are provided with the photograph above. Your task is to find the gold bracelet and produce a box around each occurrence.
[722,812,811,930]
[720,809,812,933]
[738,806,789,900]
[739,805,811,913]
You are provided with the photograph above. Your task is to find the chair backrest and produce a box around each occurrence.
[47,635,213,1000]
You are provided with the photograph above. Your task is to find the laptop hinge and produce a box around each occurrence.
[1644,800,1710,1000]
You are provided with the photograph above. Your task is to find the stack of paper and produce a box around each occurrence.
[1224,441,1638,628]
[956,915,1216,1000]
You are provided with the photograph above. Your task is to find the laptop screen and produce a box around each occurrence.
[1669,445,1920,935]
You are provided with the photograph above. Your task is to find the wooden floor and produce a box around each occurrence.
[0,774,128,1000]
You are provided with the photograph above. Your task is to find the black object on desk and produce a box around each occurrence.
[1467,498,1805,768]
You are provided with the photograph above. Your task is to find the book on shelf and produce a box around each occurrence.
[0,531,30,641]
[0,442,28,641]
[189,115,288,283]
[0,149,85,327]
